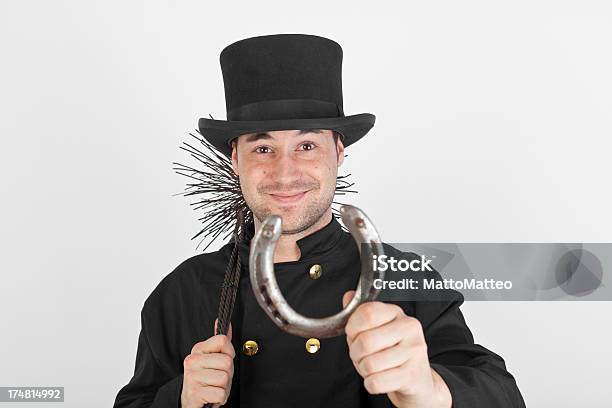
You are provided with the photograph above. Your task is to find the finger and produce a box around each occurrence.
[342,290,356,308]
[192,335,236,358]
[214,319,233,341]
[363,365,408,395]
[218,331,235,358]
[191,334,233,357]
[185,352,234,373]
[355,343,411,377]
[349,316,417,363]
[192,367,233,388]
[193,383,227,405]
[345,302,403,343]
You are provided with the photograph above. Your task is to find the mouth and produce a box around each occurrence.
[268,190,310,204]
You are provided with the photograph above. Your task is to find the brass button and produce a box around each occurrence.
[308,264,322,279]
[305,337,321,354]
[243,340,259,356]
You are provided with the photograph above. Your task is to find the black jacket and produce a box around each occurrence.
[113,216,526,407]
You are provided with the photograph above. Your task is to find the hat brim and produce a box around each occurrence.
[198,113,375,157]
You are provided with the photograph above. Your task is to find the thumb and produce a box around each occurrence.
[214,318,233,341]
[342,290,356,309]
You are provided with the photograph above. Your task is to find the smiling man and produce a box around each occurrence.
[231,128,341,262]
[113,34,526,408]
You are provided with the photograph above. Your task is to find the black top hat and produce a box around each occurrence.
[198,33,376,157]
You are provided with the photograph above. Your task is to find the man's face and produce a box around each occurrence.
[231,129,345,234]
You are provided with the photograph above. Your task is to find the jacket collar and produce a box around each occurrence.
[237,215,344,265]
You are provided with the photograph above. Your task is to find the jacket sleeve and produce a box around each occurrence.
[418,289,526,408]
[113,304,184,408]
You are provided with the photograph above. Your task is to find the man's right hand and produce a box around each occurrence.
[181,319,235,408]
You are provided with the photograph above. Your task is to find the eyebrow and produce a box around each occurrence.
[244,129,324,143]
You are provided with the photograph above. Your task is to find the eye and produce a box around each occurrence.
[298,142,316,151]
[254,146,272,154]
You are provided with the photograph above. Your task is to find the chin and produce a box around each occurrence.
[268,210,307,230]
[275,212,302,226]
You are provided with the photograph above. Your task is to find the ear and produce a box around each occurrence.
[231,140,239,176]
[336,137,345,167]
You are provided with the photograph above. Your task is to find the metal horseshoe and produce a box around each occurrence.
[249,204,385,338]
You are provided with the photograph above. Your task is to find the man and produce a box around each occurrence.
[113,34,526,407]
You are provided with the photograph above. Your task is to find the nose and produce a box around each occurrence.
[271,150,301,185]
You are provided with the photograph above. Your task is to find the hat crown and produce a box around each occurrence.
[219,34,345,121]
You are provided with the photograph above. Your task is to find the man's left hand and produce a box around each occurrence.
[342,291,452,408]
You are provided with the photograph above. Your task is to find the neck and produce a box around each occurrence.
[251,209,333,263]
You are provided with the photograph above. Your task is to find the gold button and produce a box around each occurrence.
[305,338,321,354]
[243,340,259,356]
[308,264,322,279]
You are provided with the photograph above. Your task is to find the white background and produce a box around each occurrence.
[1,1,611,407]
